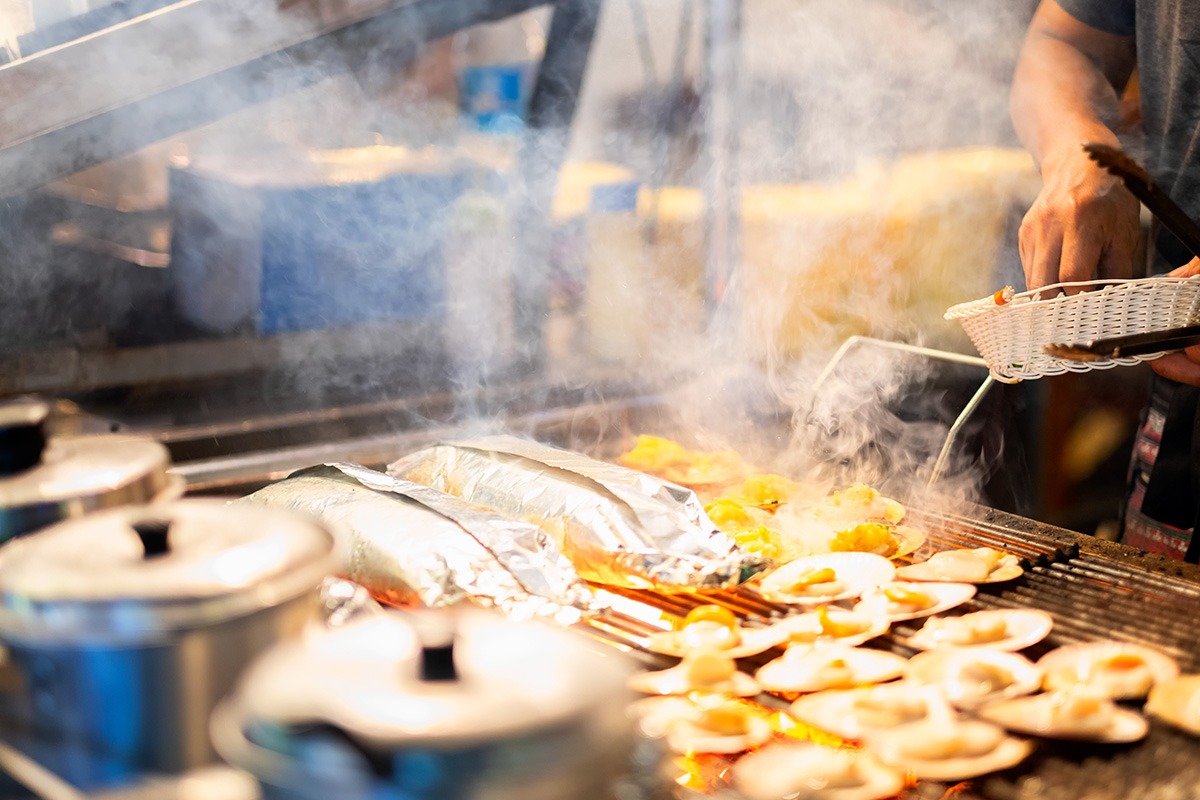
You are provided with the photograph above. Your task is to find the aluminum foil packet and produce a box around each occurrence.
[241,464,601,625]
[388,435,764,591]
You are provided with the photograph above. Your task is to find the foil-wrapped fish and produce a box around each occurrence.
[388,435,763,590]
[241,463,601,625]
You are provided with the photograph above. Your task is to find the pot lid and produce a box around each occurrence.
[234,611,631,747]
[0,500,336,644]
[0,397,177,541]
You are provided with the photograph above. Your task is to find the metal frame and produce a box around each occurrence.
[0,0,551,199]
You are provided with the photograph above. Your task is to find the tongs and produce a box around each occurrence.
[1045,324,1200,362]
[1043,144,1200,362]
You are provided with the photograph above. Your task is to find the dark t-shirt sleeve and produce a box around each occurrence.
[1054,0,1136,36]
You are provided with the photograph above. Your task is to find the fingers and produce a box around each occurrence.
[1019,209,1064,291]
[1060,233,1104,294]
[1150,346,1200,387]
[1167,257,1200,278]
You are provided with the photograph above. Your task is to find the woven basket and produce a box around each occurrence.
[945,277,1200,383]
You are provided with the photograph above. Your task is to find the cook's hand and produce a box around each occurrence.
[1018,148,1140,290]
[1150,258,1200,386]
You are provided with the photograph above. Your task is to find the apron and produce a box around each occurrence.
[1122,374,1200,562]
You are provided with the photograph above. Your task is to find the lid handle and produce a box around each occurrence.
[0,398,49,477]
[410,614,458,682]
[132,520,171,558]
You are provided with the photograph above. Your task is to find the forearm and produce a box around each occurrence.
[1010,4,1133,171]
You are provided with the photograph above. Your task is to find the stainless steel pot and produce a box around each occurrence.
[212,610,637,800]
[0,500,337,792]
[0,397,181,543]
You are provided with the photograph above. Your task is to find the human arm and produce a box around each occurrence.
[1010,0,1140,290]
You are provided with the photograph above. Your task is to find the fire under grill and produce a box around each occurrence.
[579,508,1200,800]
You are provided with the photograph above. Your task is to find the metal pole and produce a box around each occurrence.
[701,0,740,327]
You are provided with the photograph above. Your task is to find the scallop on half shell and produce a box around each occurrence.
[1037,640,1180,700]
[895,547,1023,583]
[756,645,907,693]
[867,715,1034,781]
[733,742,904,800]
[629,695,773,754]
[629,651,760,697]
[757,552,896,605]
[978,686,1149,743]
[789,681,945,740]
[775,606,892,648]
[905,648,1042,709]
[646,615,791,659]
[1146,674,1200,735]
[905,609,1053,652]
[853,580,976,622]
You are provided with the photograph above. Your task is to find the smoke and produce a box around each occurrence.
[0,0,1039,514]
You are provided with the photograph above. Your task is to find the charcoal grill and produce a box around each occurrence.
[126,386,1200,800]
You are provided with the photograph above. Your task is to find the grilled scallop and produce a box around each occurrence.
[789,682,941,740]
[896,547,1023,583]
[629,651,760,697]
[1037,640,1180,700]
[758,553,895,605]
[906,609,1053,652]
[777,606,892,648]
[978,686,1149,743]
[1146,675,1200,735]
[663,699,774,754]
[905,648,1042,709]
[867,715,1034,781]
[646,604,790,659]
[853,580,975,622]
[756,645,907,693]
[733,742,904,800]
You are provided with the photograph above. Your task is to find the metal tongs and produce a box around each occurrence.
[1045,144,1200,362]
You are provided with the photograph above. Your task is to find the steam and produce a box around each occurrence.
[0,0,1038,514]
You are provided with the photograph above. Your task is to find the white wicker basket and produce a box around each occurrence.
[945,277,1200,383]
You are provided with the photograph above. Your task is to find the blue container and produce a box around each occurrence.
[169,150,467,336]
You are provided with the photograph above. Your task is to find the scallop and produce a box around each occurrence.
[757,553,896,605]
[772,508,924,560]
[853,580,976,622]
[1146,674,1200,735]
[732,742,904,800]
[895,547,1023,583]
[978,686,1148,743]
[774,606,891,648]
[756,645,907,693]
[905,609,1053,652]
[646,605,791,659]
[789,682,944,740]
[867,716,1034,780]
[1037,640,1180,700]
[905,648,1042,709]
[630,651,760,697]
[664,699,774,755]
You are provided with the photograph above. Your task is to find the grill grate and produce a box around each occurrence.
[582,510,1200,800]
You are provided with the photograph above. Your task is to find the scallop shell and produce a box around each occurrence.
[867,718,1034,781]
[756,645,907,693]
[757,553,896,605]
[773,608,892,648]
[629,695,773,753]
[853,580,976,622]
[905,609,1053,652]
[772,507,924,560]
[1146,674,1200,735]
[895,547,1024,583]
[905,648,1042,708]
[732,742,904,800]
[629,653,761,697]
[646,619,792,659]
[789,682,945,740]
[1037,640,1180,700]
[978,688,1149,743]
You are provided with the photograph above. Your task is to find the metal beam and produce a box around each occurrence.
[0,0,549,198]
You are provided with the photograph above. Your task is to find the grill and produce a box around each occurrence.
[576,505,1200,800]
[157,388,1200,800]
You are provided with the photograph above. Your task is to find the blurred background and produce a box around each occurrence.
[0,0,1145,535]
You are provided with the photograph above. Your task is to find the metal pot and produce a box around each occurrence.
[212,610,637,800]
[0,500,337,792]
[0,397,181,543]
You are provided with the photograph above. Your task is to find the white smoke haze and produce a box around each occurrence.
[0,1,1039,514]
